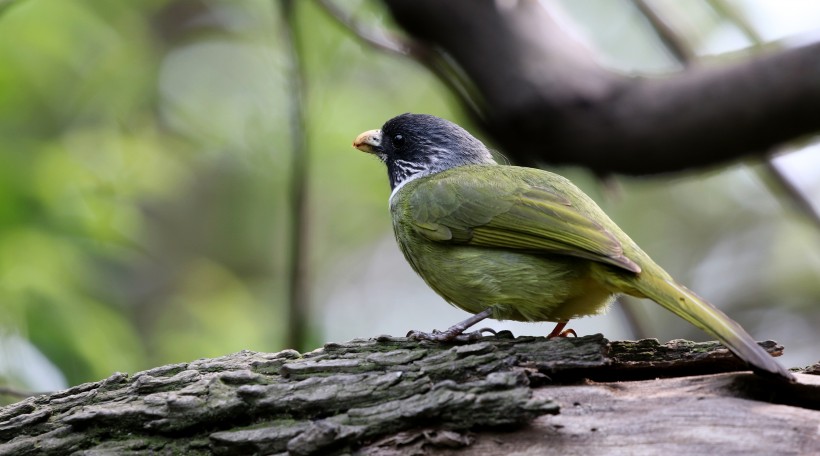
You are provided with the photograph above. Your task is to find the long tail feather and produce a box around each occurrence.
[635,275,793,380]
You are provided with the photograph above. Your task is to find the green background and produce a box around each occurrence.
[0,0,817,396]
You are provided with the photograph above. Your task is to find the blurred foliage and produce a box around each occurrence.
[0,0,459,395]
[0,0,817,401]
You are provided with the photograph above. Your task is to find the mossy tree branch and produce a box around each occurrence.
[1,334,818,455]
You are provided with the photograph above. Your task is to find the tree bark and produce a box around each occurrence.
[0,334,817,455]
[383,0,820,175]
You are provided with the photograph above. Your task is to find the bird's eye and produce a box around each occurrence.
[391,134,405,148]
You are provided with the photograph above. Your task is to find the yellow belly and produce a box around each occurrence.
[397,232,617,322]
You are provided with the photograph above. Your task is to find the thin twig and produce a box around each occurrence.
[316,0,486,121]
[631,0,697,65]
[760,154,820,225]
[617,297,651,340]
[0,385,40,399]
[279,0,311,351]
[317,0,411,55]
[705,0,765,44]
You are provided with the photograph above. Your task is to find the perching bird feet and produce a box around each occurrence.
[547,321,577,339]
[406,327,497,342]
[406,308,496,342]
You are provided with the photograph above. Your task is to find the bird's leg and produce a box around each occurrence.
[547,321,577,339]
[407,308,495,342]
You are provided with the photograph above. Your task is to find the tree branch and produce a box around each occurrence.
[0,335,816,454]
[629,0,820,234]
[383,0,820,175]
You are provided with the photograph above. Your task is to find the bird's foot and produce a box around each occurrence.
[407,327,497,343]
[546,321,577,339]
[406,308,496,342]
[548,328,577,339]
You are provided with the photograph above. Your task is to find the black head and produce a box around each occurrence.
[353,113,495,190]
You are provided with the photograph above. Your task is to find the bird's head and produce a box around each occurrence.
[353,113,496,190]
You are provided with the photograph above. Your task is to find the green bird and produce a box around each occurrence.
[352,113,793,381]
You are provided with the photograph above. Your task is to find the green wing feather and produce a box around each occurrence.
[405,165,641,274]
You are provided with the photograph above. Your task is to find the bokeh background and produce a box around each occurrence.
[0,0,818,398]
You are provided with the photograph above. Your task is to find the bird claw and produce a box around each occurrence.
[547,328,577,339]
[406,327,497,342]
[475,327,498,336]
[546,321,577,339]
[406,329,455,342]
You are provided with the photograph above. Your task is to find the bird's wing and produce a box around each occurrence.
[405,167,641,274]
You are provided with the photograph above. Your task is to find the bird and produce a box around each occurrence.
[352,112,794,381]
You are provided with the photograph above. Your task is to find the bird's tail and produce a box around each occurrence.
[623,271,794,381]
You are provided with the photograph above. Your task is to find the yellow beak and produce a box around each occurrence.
[352,129,383,154]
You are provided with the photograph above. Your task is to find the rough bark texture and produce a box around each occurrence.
[1,334,818,455]
[382,0,820,175]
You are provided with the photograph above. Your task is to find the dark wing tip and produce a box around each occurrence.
[752,365,796,382]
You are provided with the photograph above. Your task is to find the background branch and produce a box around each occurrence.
[382,0,820,175]
[631,0,696,65]
[317,0,410,55]
[318,0,486,118]
[0,386,38,400]
[631,0,820,231]
[281,0,311,351]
